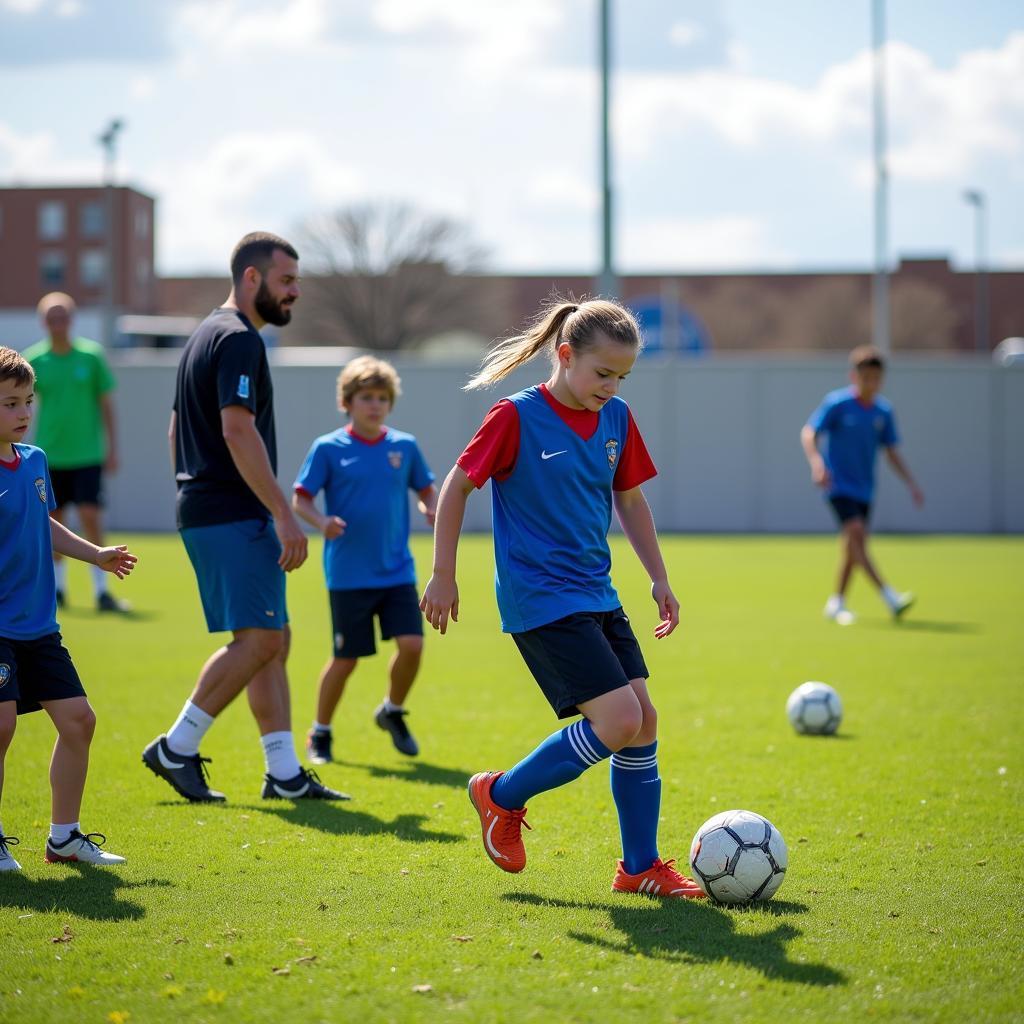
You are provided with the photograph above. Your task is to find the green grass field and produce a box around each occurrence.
[2,534,1022,1023]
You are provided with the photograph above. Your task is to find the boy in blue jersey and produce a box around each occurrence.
[801,345,924,625]
[421,298,706,899]
[0,347,137,871]
[293,357,436,764]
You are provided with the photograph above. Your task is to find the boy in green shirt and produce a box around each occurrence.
[22,293,125,613]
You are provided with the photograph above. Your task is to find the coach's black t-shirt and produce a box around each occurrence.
[173,307,277,529]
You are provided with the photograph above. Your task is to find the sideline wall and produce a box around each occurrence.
[99,356,1024,534]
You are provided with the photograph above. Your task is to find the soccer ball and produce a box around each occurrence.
[689,809,787,904]
[786,681,843,735]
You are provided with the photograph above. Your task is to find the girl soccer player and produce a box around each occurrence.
[420,298,704,899]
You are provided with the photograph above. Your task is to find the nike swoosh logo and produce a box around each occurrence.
[540,450,567,460]
[485,814,510,860]
[0,490,7,498]
[340,457,359,467]
[274,781,310,798]
[156,745,184,770]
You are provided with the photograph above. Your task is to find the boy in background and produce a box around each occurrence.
[293,357,436,764]
[800,345,924,625]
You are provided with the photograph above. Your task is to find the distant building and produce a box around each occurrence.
[0,184,156,349]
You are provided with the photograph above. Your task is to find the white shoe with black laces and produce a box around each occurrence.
[45,830,125,866]
[0,834,22,871]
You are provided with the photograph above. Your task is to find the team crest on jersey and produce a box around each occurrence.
[35,477,47,502]
[605,439,619,469]
[0,663,9,688]
[388,450,403,469]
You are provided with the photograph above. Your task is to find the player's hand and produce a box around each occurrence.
[910,485,924,508]
[104,453,119,475]
[322,515,346,540]
[417,499,436,528]
[96,544,138,579]
[651,579,679,639]
[274,511,308,572]
[420,574,459,634]
[811,459,831,489]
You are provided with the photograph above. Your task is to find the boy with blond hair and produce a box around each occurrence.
[294,356,436,764]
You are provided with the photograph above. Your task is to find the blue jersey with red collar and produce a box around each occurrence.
[0,444,59,640]
[294,426,434,590]
[491,386,631,633]
[807,386,899,503]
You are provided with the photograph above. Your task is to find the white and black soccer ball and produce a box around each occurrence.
[689,809,787,905]
[786,681,843,735]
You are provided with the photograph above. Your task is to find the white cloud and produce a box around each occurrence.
[0,0,45,11]
[176,0,335,57]
[622,215,787,270]
[669,21,704,48]
[524,170,598,213]
[55,0,81,16]
[0,121,99,182]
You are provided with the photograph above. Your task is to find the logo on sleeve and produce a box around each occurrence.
[388,450,403,469]
[0,663,10,688]
[35,477,47,502]
[237,374,251,399]
[605,439,619,468]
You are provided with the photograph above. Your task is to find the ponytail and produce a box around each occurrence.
[465,301,579,390]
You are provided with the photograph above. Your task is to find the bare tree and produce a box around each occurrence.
[296,203,489,350]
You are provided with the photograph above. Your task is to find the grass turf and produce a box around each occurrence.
[1,534,1022,1023]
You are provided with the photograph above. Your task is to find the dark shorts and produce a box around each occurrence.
[0,632,87,716]
[50,464,104,509]
[512,607,649,720]
[829,496,872,525]
[180,518,287,633]
[329,584,423,659]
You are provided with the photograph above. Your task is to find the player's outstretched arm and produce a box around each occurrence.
[50,517,138,579]
[420,466,474,634]
[613,486,680,639]
[884,447,924,507]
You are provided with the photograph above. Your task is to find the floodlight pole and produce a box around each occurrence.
[597,0,618,299]
[871,0,890,354]
[963,189,989,352]
[98,118,124,347]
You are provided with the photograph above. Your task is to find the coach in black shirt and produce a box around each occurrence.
[142,231,346,803]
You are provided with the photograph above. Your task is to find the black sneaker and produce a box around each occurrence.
[97,592,130,613]
[261,767,350,801]
[142,734,226,803]
[56,588,66,609]
[306,728,333,765]
[374,704,419,756]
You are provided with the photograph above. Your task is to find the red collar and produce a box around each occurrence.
[346,424,388,446]
[0,448,21,471]
[539,383,600,441]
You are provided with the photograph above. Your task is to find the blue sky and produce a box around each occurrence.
[1,0,1021,276]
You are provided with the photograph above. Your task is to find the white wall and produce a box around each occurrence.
[96,354,1024,534]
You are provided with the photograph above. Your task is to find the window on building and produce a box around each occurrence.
[79,249,107,289]
[135,208,149,239]
[39,200,66,240]
[40,250,66,287]
[80,202,105,239]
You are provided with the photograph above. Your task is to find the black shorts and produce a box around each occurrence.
[50,464,104,509]
[512,607,649,720]
[329,584,423,659]
[829,496,872,524]
[0,633,87,716]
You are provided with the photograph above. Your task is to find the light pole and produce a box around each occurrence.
[97,118,124,346]
[963,189,989,353]
[871,0,890,354]
[597,0,617,299]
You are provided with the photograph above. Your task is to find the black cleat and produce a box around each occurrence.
[374,704,419,756]
[306,728,333,765]
[142,734,225,803]
[97,592,130,613]
[56,588,66,609]
[261,767,350,801]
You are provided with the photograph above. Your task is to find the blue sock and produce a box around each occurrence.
[610,741,661,875]
[491,719,611,810]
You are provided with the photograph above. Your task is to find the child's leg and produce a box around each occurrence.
[41,697,96,826]
[843,518,887,591]
[834,530,856,599]
[386,635,422,707]
[609,678,662,874]
[0,701,17,809]
[315,657,358,725]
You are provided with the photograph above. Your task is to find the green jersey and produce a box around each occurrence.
[22,337,116,469]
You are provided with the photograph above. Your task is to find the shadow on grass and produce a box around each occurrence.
[861,619,981,634]
[0,866,171,922]
[337,760,473,790]
[504,892,846,987]
[227,800,464,844]
[59,606,161,623]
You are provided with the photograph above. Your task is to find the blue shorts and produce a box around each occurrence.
[180,518,287,633]
[0,632,87,716]
[329,584,423,658]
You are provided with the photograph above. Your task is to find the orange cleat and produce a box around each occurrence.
[612,858,707,899]
[467,771,531,873]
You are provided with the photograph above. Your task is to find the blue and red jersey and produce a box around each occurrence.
[0,444,59,640]
[294,425,434,591]
[457,384,656,633]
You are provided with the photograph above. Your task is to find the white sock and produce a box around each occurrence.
[828,594,845,609]
[91,564,108,597]
[382,697,403,713]
[54,559,68,589]
[49,821,79,844]
[312,721,331,733]
[166,700,215,756]
[262,731,302,780]
[882,585,900,609]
